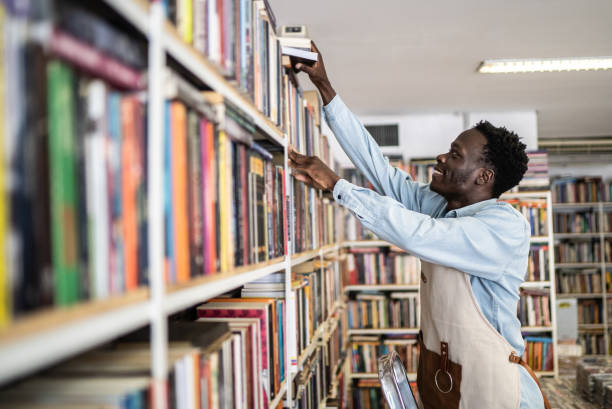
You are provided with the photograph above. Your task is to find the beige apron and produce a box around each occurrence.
[417,260,522,409]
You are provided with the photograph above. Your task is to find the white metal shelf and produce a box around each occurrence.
[164,258,287,314]
[347,328,419,336]
[556,262,602,268]
[0,298,151,385]
[521,281,552,289]
[521,326,554,333]
[344,284,419,292]
[349,372,417,381]
[557,293,605,299]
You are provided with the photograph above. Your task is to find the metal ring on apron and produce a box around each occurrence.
[434,368,453,394]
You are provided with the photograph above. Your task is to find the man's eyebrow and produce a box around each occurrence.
[450,142,463,152]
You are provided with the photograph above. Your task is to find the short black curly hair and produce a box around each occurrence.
[474,120,529,197]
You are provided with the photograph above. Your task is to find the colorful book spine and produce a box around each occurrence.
[0,3,8,324]
[47,60,80,306]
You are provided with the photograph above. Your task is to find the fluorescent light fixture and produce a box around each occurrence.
[478,57,612,73]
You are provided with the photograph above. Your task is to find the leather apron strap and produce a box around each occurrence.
[509,353,551,409]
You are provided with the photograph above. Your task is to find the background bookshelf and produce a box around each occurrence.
[551,176,612,356]
[0,0,347,408]
[500,191,558,378]
[339,242,421,409]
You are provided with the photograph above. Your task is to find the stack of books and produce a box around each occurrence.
[517,150,550,191]
[557,268,602,294]
[351,336,418,374]
[551,177,606,203]
[503,198,548,236]
[518,289,551,327]
[347,292,419,329]
[554,210,600,233]
[345,248,420,285]
[523,336,554,371]
[526,245,550,281]
[555,240,601,264]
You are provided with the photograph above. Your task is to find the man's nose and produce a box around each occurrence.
[436,153,446,163]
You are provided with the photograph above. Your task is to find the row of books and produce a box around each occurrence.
[0,320,267,408]
[577,299,603,324]
[551,177,609,203]
[164,91,287,283]
[518,290,551,327]
[578,333,607,355]
[407,159,436,184]
[0,0,150,321]
[522,336,554,372]
[504,198,547,237]
[526,245,550,282]
[350,381,386,409]
[165,0,283,126]
[555,240,602,264]
[346,292,420,329]
[604,211,612,232]
[197,298,286,405]
[350,336,419,374]
[293,346,326,409]
[553,210,600,234]
[556,269,603,294]
[344,249,420,286]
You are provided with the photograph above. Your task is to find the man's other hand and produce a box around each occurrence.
[293,42,336,105]
[288,149,340,192]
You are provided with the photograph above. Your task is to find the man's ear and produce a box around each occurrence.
[476,168,495,186]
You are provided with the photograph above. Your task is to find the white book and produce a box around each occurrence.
[85,80,109,299]
[278,36,312,50]
[281,46,318,64]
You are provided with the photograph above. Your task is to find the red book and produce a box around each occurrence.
[49,29,145,90]
[281,168,287,255]
[201,117,217,274]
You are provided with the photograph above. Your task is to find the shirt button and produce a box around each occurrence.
[337,194,342,200]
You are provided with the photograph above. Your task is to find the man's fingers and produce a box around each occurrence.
[295,62,315,76]
[289,149,307,164]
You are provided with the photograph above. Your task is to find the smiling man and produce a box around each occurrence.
[289,44,550,409]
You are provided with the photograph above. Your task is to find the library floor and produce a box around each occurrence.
[540,357,599,409]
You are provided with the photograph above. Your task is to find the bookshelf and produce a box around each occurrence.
[500,191,558,378]
[0,1,346,408]
[552,194,612,356]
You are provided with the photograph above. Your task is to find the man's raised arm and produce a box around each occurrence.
[295,42,441,213]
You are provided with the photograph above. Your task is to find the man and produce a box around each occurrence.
[289,44,550,409]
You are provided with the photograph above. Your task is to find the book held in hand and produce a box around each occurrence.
[281,46,318,66]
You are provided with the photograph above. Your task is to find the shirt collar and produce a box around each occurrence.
[444,198,499,218]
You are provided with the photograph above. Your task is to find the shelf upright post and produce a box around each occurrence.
[148,1,168,408]
[546,191,559,378]
[599,201,609,355]
[284,141,295,406]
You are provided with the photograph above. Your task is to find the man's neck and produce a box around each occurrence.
[445,193,495,211]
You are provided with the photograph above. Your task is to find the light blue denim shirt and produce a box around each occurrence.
[324,95,544,408]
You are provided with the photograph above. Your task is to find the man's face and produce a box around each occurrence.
[429,128,490,199]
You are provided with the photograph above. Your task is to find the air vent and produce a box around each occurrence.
[365,124,399,146]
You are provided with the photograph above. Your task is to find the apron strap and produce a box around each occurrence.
[508,352,551,409]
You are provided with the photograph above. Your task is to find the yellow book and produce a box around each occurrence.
[0,4,9,326]
[178,0,193,44]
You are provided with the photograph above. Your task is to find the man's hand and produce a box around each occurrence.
[288,149,340,192]
[293,42,336,105]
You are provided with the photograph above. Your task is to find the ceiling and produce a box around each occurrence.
[269,0,612,139]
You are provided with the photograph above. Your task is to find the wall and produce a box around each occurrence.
[323,110,538,168]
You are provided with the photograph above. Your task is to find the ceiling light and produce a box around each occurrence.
[478,57,612,73]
